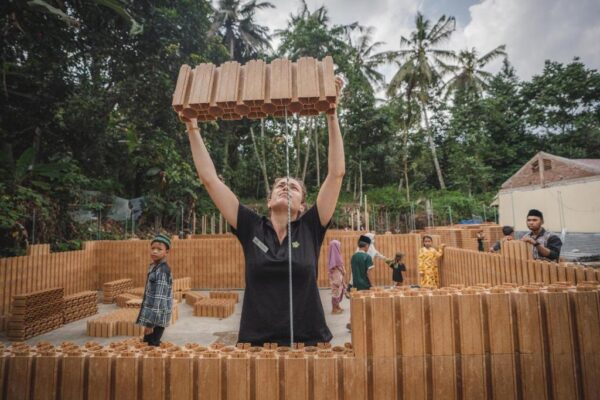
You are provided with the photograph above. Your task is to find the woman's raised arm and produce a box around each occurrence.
[185,119,239,229]
[316,110,345,227]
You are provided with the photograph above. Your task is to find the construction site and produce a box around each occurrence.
[0,226,598,399]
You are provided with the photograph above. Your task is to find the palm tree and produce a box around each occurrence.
[442,45,506,98]
[346,26,387,89]
[386,13,456,189]
[276,0,353,59]
[209,0,274,61]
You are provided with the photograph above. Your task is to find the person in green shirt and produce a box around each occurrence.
[351,235,374,291]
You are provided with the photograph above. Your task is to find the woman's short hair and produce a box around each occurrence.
[270,177,307,203]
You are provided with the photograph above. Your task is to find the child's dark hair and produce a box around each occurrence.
[395,252,404,260]
[422,235,433,243]
[502,226,514,236]
[358,241,369,249]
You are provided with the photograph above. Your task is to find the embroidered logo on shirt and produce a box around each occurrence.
[253,237,269,253]
[292,241,300,249]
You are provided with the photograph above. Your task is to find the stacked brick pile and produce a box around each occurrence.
[63,291,98,324]
[125,299,142,308]
[0,339,352,400]
[172,56,338,122]
[86,304,179,338]
[173,277,192,292]
[125,287,145,297]
[115,293,141,308]
[184,291,205,306]
[209,290,240,303]
[193,298,235,318]
[102,279,133,303]
[6,288,64,341]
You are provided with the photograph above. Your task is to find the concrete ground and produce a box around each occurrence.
[0,289,352,347]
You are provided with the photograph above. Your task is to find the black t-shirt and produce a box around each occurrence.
[389,262,406,282]
[232,203,332,346]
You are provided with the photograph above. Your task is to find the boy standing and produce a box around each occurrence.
[136,233,173,346]
[351,235,375,291]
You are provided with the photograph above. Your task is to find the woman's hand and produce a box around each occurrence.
[333,76,345,106]
[144,326,153,335]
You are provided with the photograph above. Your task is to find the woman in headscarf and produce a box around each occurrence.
[328,240,346,314]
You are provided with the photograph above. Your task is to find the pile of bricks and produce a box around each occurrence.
[193,298,235,318]
[102,279,133,304]
[125,287,145,297]
[0,339,353,400]
[184,291,205,306]
[86,309,144,337]
[6,288,64,341]
[173,277,192,292]
[125,299,142,308]
[209,290,240,303]
[172,56,338,122]
[349,283,600,400]
[63,291,98,324]
[115,293,141,308]
[86,304,179,338]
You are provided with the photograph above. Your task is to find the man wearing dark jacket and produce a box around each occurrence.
[521,209,562,261]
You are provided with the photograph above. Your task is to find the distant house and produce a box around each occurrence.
[497,151,600,233]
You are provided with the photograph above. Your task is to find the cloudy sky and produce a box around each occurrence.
[250,0,600,83]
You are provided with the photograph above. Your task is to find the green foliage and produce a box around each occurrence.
[1,2,599,251]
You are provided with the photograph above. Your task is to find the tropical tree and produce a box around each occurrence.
[345,25,387,89]
[442,45,506,98]
[386,13,456,189]
[209,0,274,61]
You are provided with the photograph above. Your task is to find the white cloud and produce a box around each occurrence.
[249,0,599,83]
[456,0,600,78]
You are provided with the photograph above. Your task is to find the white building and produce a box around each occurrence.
[497,152,600,233]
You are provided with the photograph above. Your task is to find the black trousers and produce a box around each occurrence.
[143,326,165,346]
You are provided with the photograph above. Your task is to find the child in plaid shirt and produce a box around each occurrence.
[136,233,173,346]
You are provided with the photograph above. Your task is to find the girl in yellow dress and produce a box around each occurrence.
[418,235,445,288]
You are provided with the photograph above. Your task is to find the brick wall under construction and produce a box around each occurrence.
[0,231,426,321]
[1,284,598,399]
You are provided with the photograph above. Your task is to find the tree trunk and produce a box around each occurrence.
[229,37,235,60]
[295,115,301,176]
[250,125,269,197]
[313,118,320,186]
[402,124,411,201]
[420,101,446,189]
[359,148,363,207]
[222,133,229,184]
[346,170,352,192]
[301,137,311,182]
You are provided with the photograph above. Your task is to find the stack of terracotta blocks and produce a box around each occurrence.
[115,292,141,308]
[6,288,64,341]
[0,339,357,400]
[3,285,600,400]
[172,56,338,122]
[439,247,596,287]
[102,279,134,304]
[349,284,600,400]
[86,304,179,338]
[62,290,98,324]
[184,291,205,306]
[193,298,235,318]
[209,290,240,303]
[125,299,142,308]
[125,286,145,297]
[173,277,192,292]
